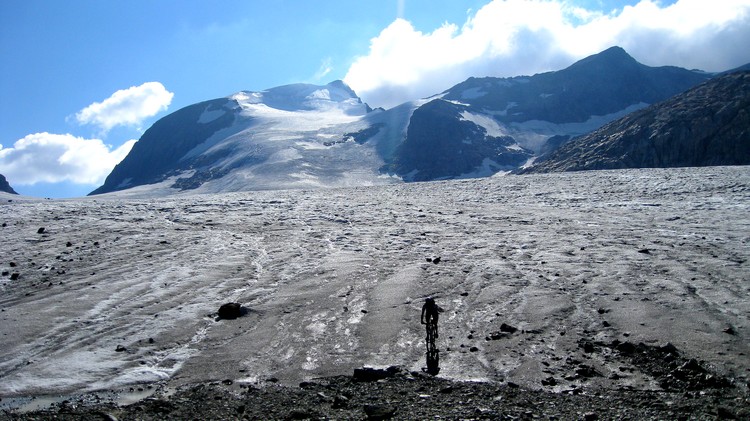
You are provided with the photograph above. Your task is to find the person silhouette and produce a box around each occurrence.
[421,297,440,375]
[421,297,439,340]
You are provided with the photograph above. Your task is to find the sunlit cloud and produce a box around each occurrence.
[75,82,174,133]
[345,0,750,109]
[0,133,136,185]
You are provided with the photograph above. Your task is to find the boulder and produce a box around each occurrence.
[218,302,244,320]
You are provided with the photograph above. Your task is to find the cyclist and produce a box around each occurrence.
[421,297,439,340]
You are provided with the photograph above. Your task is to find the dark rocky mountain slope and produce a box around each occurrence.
[0,174,18,195]
[386,99,532,181]
[521,71,750,173]
[90,98,240,195]
[382,46,712,180]
[440,46,711,125]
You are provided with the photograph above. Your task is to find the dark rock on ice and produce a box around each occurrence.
[217,302,245,320]
[487,331,509,341]
[352,366,403,382]
[500,323,518,334]
[37,227,45,234]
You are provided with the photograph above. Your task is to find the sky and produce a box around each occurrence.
[1,0,749,198]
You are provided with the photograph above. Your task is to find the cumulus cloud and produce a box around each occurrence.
[0,133,136,185]
[75,82,174,132]
[344,0,750,109]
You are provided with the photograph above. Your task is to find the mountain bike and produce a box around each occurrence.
[425,319,438,353]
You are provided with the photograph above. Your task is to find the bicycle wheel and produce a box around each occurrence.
[426,322,437,352]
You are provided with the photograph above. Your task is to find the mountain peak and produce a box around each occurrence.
[599,46,633,59]
[326,80,357,97]
[567,46,639,72]
[231,81,364,113]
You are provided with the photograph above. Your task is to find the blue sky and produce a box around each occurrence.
[2,0,749,198]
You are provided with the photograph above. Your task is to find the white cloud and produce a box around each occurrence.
[344,0,750,109]
[312,57,333,82]
[75,82,174,132]
[0,133,136,185]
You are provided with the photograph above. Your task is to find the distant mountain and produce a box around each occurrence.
[386,99,532,181]
[91,81,380,195]
[520,71,750,173]
[90,47,721,196]
[444,46,709,124]
[0,174,18,195]
[381,46,711,180]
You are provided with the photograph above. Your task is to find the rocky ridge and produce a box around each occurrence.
[0,174,17,195]
[521,71,750,173]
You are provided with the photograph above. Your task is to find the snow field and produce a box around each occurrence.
[0,166,748,398]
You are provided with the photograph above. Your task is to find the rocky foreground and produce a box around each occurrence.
[3,342,750,420]
[2,362,748,420]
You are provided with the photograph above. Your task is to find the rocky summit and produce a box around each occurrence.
[521,71,750,173]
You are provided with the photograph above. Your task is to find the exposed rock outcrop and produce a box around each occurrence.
[521,71,750,173]
[0,174,18,194]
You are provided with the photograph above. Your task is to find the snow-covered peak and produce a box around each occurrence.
[230,80,366,115]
